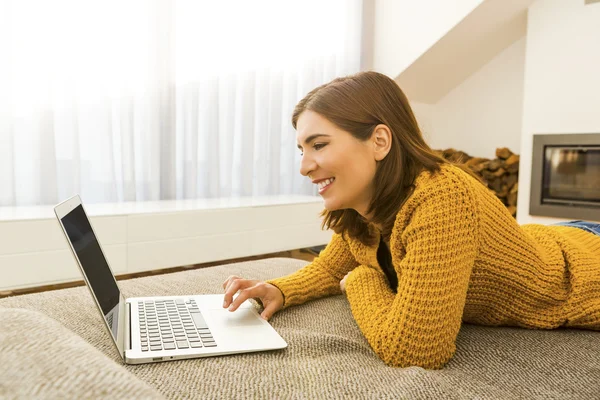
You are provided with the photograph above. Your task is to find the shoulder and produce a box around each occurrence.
[411,163,479,203]
[390,164,481,238]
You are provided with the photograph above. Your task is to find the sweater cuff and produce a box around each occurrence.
[265,279,288,308]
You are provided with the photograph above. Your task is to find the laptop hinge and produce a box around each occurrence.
[125,302,132,353]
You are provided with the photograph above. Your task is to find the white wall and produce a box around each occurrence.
[517,0,600,224]
[429,36,526,158]
[410,36,526,159]
[372,0,484,77]
[411,102,437,143]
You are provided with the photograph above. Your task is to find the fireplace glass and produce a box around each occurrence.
[542,146,600,207]
[530,133,600,220]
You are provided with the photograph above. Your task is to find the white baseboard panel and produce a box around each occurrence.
[0,196,331,291]
[0,245,127,290]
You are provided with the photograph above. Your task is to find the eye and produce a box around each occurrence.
[313,143,327,150]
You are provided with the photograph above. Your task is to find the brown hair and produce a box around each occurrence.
[292,71,481,245]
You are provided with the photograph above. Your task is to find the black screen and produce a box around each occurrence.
[61,205,121,316]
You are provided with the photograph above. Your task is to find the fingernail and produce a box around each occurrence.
[228,305,234,311]
[223,301,227,308]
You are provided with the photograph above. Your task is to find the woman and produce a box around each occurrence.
[221,71,600,369]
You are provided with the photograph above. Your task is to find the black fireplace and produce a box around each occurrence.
[530,133,600,220]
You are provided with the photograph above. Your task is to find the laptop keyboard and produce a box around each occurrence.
[138,299,217,352]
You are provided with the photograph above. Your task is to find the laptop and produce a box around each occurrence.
[54,195,287,364]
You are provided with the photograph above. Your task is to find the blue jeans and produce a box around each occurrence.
[551,220,600,236]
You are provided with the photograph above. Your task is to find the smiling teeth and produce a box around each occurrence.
[318,178,335,190]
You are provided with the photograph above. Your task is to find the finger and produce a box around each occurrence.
[228,286,264,312]
[222,275,240,290]
[260,301,278,320]
[222,279,250,308]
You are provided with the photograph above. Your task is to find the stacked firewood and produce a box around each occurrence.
[435,147,519,218]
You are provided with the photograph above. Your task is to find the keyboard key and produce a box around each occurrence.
[176,340,189,349]
[203,342,217,347]
[163,342,176,350]
[188,337,200,342]
[142,346,149,352]
[190,342,202,348]
[190,312,208,329]
[150,345,162,351]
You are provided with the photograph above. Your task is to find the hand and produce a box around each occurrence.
[222,275,284,320]
[340,272,351,293]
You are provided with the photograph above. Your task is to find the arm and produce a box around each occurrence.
[345,183,479,369]
[266,233,359,308]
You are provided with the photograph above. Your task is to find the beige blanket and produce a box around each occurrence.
[1,258,599,399]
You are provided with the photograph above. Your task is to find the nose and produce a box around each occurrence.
[299,153,317,177]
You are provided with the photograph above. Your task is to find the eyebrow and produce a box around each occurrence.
[297,134,330,150]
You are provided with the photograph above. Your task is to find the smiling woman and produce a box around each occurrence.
[222,71,600,370]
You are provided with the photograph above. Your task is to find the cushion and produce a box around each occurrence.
[0,308,163,399]
[1,258,599,399]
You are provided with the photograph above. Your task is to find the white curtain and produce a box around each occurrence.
[0,0,362,206]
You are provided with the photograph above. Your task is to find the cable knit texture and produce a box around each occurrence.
[267,163,600,369]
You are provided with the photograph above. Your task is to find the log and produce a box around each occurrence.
[487,159,503,172]
[496,147,513,160]
[505,154,520,173]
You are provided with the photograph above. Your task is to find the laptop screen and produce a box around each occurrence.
[61,204,121,336]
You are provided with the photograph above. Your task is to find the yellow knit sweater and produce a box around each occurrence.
[267,163,600,369]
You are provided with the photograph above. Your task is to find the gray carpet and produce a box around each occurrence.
[1,258,599,399]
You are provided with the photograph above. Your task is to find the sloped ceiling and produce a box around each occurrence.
[396,0,535,104]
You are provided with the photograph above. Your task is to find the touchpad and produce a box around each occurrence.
[208,308,264,328]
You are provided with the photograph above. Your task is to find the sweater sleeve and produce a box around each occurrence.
[266,233,359,308]
[344,181,479,369]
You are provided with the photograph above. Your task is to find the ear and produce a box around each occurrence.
[372,124,392,161]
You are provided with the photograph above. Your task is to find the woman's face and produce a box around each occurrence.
[296,110,378,217]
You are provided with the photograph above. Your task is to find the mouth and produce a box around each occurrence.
[316,177,335,194]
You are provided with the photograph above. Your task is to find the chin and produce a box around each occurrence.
[323,199,344,212]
